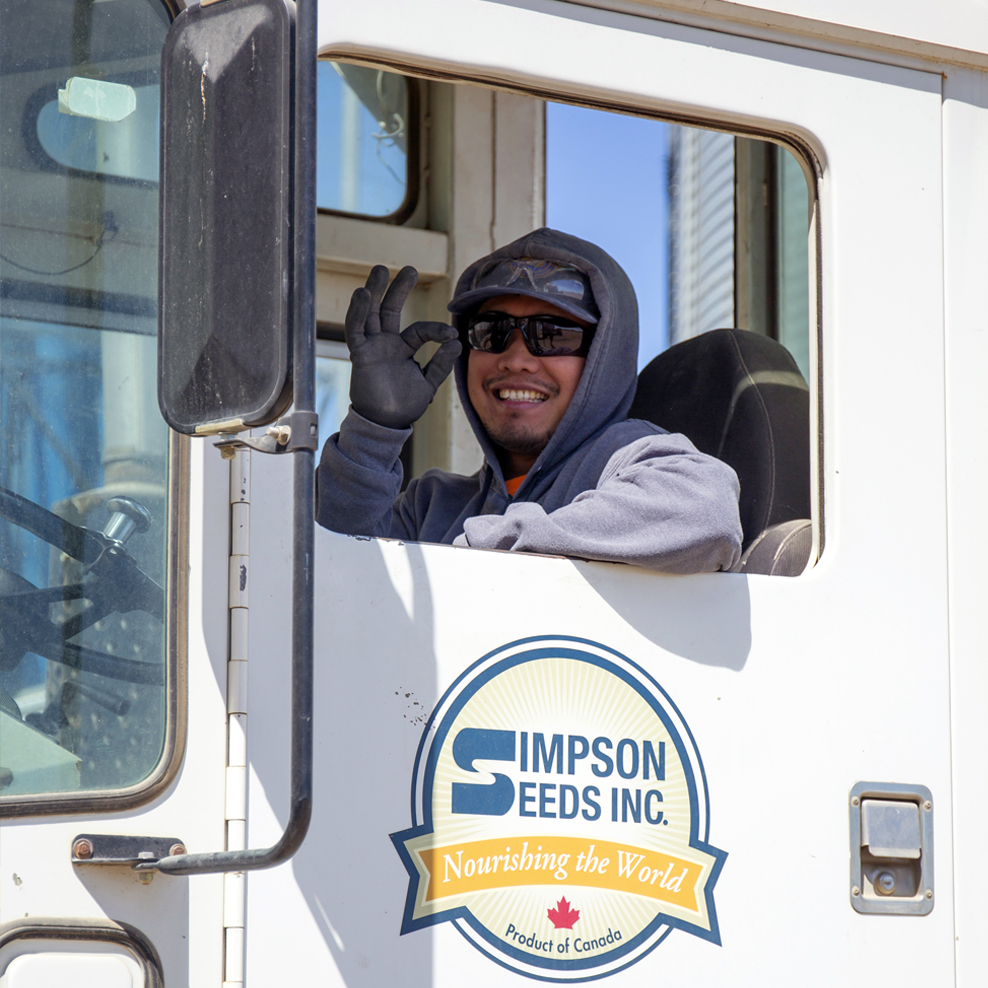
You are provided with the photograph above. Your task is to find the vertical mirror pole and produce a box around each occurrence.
[288,0,317,859]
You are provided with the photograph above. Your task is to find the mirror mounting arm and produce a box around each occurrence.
[213,411,319,459]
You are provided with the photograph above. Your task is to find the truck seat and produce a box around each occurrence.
[629,328,812,576]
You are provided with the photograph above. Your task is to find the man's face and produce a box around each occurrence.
[466,294,589,476]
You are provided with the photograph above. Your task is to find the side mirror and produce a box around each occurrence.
[158,0,295,435]
[149,0,317,880]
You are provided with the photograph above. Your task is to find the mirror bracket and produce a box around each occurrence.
[212,411,319,459]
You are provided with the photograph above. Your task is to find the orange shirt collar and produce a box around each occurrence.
[504,474,526,497]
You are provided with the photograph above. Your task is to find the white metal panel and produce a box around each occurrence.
[715,0,988,59]
[271,2,948,984]
[569,0,988,72]
[941,66,988,988]
[246,529,954,986]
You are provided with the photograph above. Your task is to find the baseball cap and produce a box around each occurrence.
[448,257,599,324]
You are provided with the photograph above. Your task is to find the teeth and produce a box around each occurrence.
[497,389,547,402]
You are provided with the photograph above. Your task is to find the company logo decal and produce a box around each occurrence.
[391,636,726,981]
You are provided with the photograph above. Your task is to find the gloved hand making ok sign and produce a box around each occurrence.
[345,265,462,430]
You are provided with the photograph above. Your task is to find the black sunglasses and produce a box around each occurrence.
[465,312,595,357]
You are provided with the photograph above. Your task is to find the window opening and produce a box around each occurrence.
[313,77,815,573]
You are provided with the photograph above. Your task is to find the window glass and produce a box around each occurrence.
[776,147,811,379]
[317,61,410,218]
[0,0,171,799]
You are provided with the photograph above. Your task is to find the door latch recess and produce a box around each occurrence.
[849,782,933,915]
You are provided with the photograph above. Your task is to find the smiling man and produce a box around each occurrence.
[315,228,742,573]
[465,292,591,485]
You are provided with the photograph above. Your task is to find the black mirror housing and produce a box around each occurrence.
[158,0,295,435]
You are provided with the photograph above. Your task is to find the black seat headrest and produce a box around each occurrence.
[629,328,811,551]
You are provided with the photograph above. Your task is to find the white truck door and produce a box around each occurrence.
[242,0,952,984]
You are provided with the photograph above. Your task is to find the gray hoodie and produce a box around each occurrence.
[316,228,742,573]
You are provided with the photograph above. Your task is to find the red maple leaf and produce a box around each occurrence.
[547,897,580,929]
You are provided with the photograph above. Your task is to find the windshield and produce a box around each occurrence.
[0,0,172,801]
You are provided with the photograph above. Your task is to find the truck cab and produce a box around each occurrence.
[1,0,985,984]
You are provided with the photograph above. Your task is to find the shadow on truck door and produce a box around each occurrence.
[245,516,441,986]
[579,564,751,671]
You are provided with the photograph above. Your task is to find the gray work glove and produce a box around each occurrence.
[345,264,462,430]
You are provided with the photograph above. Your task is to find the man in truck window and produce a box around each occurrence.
[315,228,742,573]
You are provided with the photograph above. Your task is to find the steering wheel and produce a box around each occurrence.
[0,485,165,687]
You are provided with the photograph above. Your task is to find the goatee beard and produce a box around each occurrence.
[486,422,553,460]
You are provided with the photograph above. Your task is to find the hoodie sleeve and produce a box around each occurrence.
[455,434,743,573]
[315,408,416,539]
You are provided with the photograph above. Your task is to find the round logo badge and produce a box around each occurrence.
[391,637,726,981]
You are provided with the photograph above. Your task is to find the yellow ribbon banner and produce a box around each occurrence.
[418,835,705,912]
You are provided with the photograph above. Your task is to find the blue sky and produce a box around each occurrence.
[545,102,670,368]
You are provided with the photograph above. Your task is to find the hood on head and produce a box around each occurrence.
[450,227,640,485]
[448,255,600,324]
